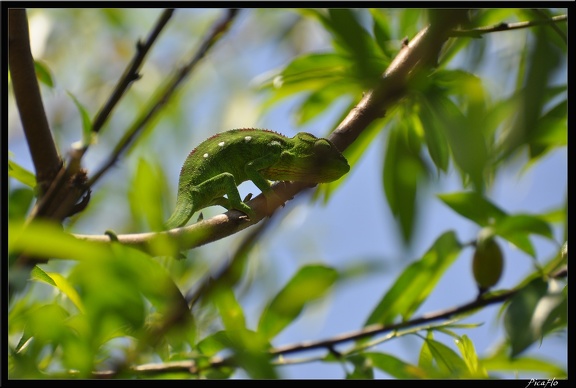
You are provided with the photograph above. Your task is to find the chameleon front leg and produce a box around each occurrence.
[244,153,283,209]
[195,172,254,218]
[165,173,253,229]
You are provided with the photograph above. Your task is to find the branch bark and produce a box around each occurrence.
[8,9,61,196]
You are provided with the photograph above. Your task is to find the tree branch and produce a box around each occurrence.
[87,9,240,188]
[450,14,567,40]
[8,9,61,196]
[74,10,469,253]
[89,9,175,137]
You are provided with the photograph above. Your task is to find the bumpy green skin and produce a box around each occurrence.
[164,128,350,229]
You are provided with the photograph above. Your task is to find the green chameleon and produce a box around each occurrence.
[164,128,350,229]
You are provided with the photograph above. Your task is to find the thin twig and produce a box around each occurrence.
[450,14,567,39]
[90,9,175,136]
[87,9,240,188]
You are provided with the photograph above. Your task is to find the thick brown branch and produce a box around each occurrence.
[8,9,61,195]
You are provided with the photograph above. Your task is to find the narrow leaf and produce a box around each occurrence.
[66,91,94,148]
[34,60,54,88]
[493,214,554,240]
[8,159,37,188]
[455,335,488,378]
[424,337,469,377]
[366,352,427,379]
[258,264,338,340]
[365,231,461,326]
[438,191,507,227]
[31,268,85,313]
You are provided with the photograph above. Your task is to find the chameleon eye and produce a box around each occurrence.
[314,139,332,155]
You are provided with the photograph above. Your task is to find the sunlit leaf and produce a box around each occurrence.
[31,267,85,313]
[366,352,428,379]
[455,335,488,378]
[423,337,469,377]
[212,284,246,332]
[258,264,338,340]
[8,220,110,261]
[8,159,37,188]
[129,158,169,231]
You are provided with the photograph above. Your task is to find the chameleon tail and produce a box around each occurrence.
[164,196,194,229]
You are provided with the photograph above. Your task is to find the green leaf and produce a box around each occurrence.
[258,264,338,340]
[8,187,35,221]
[212,285,246,332]
[455,335,488,378]
[419,98,450,172]
[438,191,506,227]
[500,26,562,160]
[422,337,470,377]
[346,354,374,379]
[8,159,37,188]
[24,303,70,345]
[259,53,355,110]
[369,9,393,58]
[427,93,488,190]
[481,342,566,378]
[528,99,567,160]
[365,231,461,326]
[198,329,274,379]
[493,214,554,240]
[383,121,427,243]
[300,9,385,85]
[504,278,566,357]
[294,82,353,126]
[366,352,427,379]
[129,158,169,230]
[66,91,94,148]
[197,331,229,357]
[9,219,111,261]
[34,60,54,88]
[31,266,85,313]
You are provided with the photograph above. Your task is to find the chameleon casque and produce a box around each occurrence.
[164,128,350,229]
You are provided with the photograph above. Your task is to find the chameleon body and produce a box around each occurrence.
[164,128,350,229]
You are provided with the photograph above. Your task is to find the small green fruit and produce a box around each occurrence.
[472,230,504,294]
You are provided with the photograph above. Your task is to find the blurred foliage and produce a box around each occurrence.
[8,8,566,379]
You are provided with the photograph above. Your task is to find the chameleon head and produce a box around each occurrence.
[264,132,350,183]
